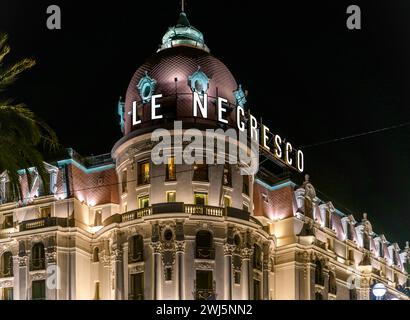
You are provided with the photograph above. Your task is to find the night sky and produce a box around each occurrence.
[1,0,409,245]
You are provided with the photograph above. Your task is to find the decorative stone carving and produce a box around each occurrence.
[129,263,145,274]
[0,280,13,288]
[151,242,163,254]
[175,241,186,253]
[19,256,28,267]
[241,247,253,260]
[223,244,235,256]
[195,260,214,270]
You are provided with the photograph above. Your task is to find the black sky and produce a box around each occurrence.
[1,0,409,245]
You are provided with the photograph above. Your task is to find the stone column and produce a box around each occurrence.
[241,247,253,299]
[12,256,20,300]
[151,242,163,300]
[113,248,124,300]
[18,256,28,300]
[45,250,57,300]
[223,244,234,300]
[175,241,186,300]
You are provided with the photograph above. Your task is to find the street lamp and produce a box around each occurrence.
[372,283,387,300]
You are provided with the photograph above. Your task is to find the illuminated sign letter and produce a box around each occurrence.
[132,101,141,125]
[151,94,163,120]
[236,106,245,132]
[250,114,258,142]
[193,92,208,118]
[217,97,228,124]
[262,125,270,150]
[274,135,282,158]
[297,150,304,172]
[285,142,293,166]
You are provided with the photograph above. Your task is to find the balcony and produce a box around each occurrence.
[128,293,144,300]
[20,217,74,232]
[195,247,215,260]
[30,258,46,271]
[194,280,216,300]
[116,202,262,227]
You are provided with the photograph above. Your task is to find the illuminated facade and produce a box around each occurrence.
[0,12,409,300]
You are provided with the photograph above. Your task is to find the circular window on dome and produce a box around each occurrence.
[164,229,173,241]
[137,72,157,103]
[188,68,209,94]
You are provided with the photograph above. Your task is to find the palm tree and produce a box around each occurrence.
[0,33,58,201]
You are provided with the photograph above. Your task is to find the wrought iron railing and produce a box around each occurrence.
[0,268,13,278]
[20,217,73,231]
[128,252,144,263]
[128,293,144,300]
[30,258,46,271]
[195,247,215,260]
[194,280,216,300]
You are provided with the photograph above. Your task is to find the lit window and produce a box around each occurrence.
[2,213,13,229]
[194,192,208,206]
[166,157,176,181]
[166,191,176,203]
[138,161,150,185]
[39,206,51,219]
[2,287,13,300]
[138,195,149,209]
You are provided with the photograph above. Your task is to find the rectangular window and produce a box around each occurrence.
[32,280,46,300]
[194,192,208,206]
[39,206,51,218]
[3,213,13,229]
[121,170,128,193]
[166,157,176,181]
[196,270,213,290]
[193,164,208,182]
[242,176,249,195]
[253,279,261,300]
[129,273,144,300]
[223,165,232,187]
[166,191,176,203]
[138,195,150,209]
[165,267,172,281]
[3,287,13,300]
[234,271,241,285]
[94,210,102,226]
[223,195,231,208]
[138,161,150,185]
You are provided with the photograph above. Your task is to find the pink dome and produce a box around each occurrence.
[123,46,238,135]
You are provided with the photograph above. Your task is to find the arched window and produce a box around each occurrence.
[129,235,144,263]
[328,272,337,295]
[315,259,324,286]
[92,247,99,262]
[349,288,357,300]
[253,244,262,270]
[0,252,13,277]
[195,230,214,259]
[31,243,45,271]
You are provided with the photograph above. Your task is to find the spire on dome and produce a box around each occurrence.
[158,10,210,53]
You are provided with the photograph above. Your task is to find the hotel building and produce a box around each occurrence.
[0,12,409,300]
